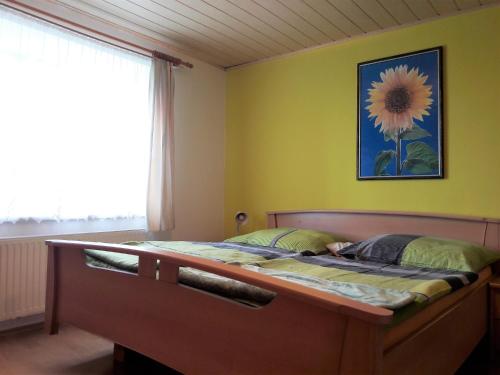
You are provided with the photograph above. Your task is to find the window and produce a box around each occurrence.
[0,6,152,236]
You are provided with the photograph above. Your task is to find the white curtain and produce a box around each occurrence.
[0,6,152,223]
[147,57,175,232]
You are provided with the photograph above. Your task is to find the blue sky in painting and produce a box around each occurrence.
[358,49,441,178]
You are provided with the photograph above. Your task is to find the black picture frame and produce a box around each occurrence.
[357,47,444,180]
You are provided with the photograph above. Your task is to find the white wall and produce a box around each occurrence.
[171,59,225,241]
[2,0,226,241]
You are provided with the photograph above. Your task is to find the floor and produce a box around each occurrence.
[0,325,112,375]
[0,325,498,374]
[0,325,177,375]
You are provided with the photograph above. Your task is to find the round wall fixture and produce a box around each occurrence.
[234,211,248,233]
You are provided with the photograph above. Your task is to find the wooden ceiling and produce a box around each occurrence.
[55,0,498,68]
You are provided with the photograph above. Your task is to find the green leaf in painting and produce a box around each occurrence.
[403,141,439,174]
[400,124,432,141]
[406,141,438,167]
[402,159,433,174]
[374,150,396,176]
[383,131,397,142]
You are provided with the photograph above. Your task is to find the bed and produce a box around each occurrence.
[45,210,500,374]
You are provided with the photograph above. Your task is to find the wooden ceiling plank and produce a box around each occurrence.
[352,0,398,27]
[102,0,251,63]
[403,0,438,19]
[151,0,273,59]
[429,0,458,14]
[455,0,481,9]
[304,0,364,37]
[377,0,417,23]
[327,0,380,32]
[126,0,261,61]
[158,0,269,59]
[252,0,332,44]
[226,0,317,48]
[64,0,237,66]
[198,0,290,53]
[174,0,283,57]
[279,0,347,40]
[202,0,301,51]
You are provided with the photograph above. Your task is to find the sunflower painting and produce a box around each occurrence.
[357,47,443,180]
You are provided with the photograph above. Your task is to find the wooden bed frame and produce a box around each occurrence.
[45,210,500,374]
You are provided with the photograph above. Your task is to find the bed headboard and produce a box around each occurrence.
[267,210,500,251]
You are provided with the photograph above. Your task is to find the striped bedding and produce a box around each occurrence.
[251,255,477,304]
[85,240,299,305]
[85,241,478,313]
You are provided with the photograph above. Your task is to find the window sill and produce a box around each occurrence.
[0,217,146,239]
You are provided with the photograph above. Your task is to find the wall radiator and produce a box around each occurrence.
[0,231,146,323]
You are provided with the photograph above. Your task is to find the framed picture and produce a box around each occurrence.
[357,47,443,180]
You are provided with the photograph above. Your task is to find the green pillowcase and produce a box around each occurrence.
[225,228,338,255]
[401,236,500,272]
[336,234,500,272]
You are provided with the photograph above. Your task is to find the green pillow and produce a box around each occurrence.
[337,234,500,272]
[401,237,500,272]
[225,228,338,255]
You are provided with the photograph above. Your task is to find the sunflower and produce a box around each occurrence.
[366,65,433,135]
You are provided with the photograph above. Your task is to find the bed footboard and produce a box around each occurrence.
[45,240,392,374]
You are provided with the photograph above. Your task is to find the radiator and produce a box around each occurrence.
[0,230,146,322]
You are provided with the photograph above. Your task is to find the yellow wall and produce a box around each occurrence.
[225,7,500,236]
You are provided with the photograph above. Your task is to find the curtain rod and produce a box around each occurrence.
[1,1,194,69]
